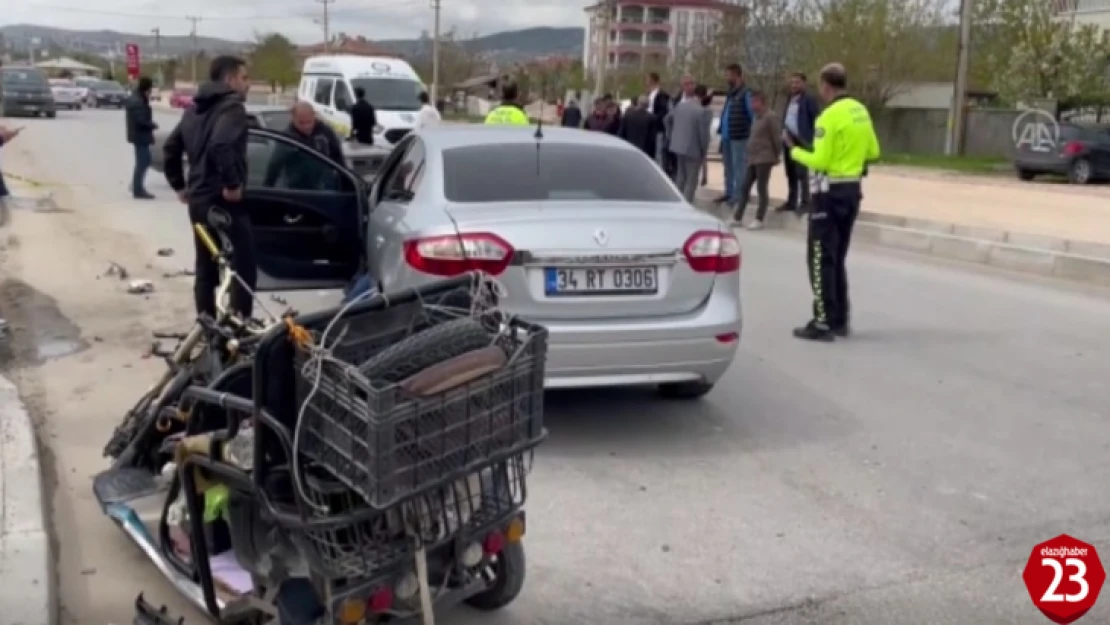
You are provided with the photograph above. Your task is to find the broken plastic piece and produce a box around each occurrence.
[128,280,154,294]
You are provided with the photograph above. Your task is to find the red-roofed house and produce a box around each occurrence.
[583,0,746,71]
[295,34,396,64]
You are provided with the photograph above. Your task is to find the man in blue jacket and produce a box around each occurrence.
[715,63,754,208]
[778,71,820,213]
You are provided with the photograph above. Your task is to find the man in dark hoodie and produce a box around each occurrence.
[163,55,255,319]
[125,76,158,199]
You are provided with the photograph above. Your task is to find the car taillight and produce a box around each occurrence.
[403,232,514,276]
[1063,141,1084,156]
[683,230,741,273]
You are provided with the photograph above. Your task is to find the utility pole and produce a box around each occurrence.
[186,16,201,84]
[945,0,973,155]
[431,0,441,103]
[316,0,334,51]
[594,0,613,98]
[151,27,162,86]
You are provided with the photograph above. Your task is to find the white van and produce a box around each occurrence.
[298,55,425,149]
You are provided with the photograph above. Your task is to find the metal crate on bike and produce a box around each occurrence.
[292,273,547,516]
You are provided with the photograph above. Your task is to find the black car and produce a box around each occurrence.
[0,67,57,118]
[1013,122,1110,184]
[88,80,128,108]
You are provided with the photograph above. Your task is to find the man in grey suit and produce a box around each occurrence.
[665,76,711,203]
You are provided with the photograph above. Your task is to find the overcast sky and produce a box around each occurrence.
[3,0,590,43]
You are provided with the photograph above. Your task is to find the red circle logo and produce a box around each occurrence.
[1022,535,1105,624]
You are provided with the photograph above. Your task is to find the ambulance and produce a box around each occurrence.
[298,55,426,149]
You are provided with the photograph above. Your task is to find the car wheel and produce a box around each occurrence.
[1069,158,1092,184]
[76,104,82,111]
[1016,169,1036,182]
[46,111,56,119]
[464,541,526,611]
[657,380,715,399]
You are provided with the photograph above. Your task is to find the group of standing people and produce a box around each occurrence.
[559,62,882,342]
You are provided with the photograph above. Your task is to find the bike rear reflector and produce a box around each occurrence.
[368,586,394,614]
[505,516,526,543]
[483,530,506,555]
[337,598,365,624]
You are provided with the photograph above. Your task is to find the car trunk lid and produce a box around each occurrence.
[444,201,723,320]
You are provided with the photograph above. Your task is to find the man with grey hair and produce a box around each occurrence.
[665,77,711,202]
[618,94,658,158]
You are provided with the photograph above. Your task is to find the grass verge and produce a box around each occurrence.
[878,153,1009,174]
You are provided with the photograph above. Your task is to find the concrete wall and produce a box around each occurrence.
[875,107,1023,158]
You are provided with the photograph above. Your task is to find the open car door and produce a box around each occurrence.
[242,128,368,291]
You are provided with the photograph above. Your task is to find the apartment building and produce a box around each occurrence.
[582,0,745,72]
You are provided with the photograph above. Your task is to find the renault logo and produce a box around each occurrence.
[593,229,609,246]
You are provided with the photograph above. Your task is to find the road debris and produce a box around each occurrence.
[104,261,129,280]
[127,280,154,294]
[156,248,174,257]
[270,294,288,306]
[162,269,195,278]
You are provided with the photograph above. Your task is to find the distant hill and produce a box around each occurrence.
[0,24,585,62]
[377,27,584,62]
[0,24,246,58]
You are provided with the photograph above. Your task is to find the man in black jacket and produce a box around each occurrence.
[125,76,158,199]
[644,72,670,167]
[163,55,256,319]
[560,99,583,128]
[619,95,656,158]
[349,86,376,145]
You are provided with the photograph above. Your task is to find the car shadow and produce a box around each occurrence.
[537,351,863,461]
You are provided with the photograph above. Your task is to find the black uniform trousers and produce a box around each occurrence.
[806,182,861,329]
[188,200,258,319]
[783,152,810,208]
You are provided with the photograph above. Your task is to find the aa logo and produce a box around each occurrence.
[1013,109,1060,153]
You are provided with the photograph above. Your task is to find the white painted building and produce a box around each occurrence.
[1054,0,1110,29]
[582,0,745,72]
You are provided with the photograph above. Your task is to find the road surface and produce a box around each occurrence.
[1,108,1108,625]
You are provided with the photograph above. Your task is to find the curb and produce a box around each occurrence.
[0,375,54,625]
[694,194,1110,288]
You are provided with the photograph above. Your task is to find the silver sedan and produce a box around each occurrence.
[236,125,741,398]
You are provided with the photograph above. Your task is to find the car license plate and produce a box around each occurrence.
[544,267,658,296]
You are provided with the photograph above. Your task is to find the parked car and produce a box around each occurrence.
[49,78,87,110]
[87,80,128,108]
[150,104,389,181]
[234,125,742,398]
[169,88,195,109]
[1013,122,1110,184]
[0,66,57,118]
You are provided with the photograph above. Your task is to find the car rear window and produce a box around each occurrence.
[442,143,681,203]
[2,69,48,87]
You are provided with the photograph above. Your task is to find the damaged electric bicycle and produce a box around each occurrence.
[96,208,549,625]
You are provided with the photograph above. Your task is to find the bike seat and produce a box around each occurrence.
[206,206,233,232]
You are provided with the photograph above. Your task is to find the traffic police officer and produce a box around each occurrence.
[785,63,881,342]
[484,82,529,125]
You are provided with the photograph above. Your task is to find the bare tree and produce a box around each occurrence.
[799,0,952,109]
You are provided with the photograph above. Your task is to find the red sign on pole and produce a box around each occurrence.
[1023,534,1106,624]
[125,43,140,80]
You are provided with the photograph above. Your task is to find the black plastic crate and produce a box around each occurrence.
[293,281,546,509]
[290,455,528,580]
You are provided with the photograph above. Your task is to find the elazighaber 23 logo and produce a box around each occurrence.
[1023,535,1106,624]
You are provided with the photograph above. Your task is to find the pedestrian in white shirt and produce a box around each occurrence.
[416,91,441,130]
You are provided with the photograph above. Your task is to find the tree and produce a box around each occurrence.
[801,0,952,109]
[972,0,1110,109]
[409,28,487,92]
[686,11,746,84]
[249,33,299,91]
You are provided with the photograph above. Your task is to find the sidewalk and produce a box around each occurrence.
[0,178,55,625]
[703,162,1110,246]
